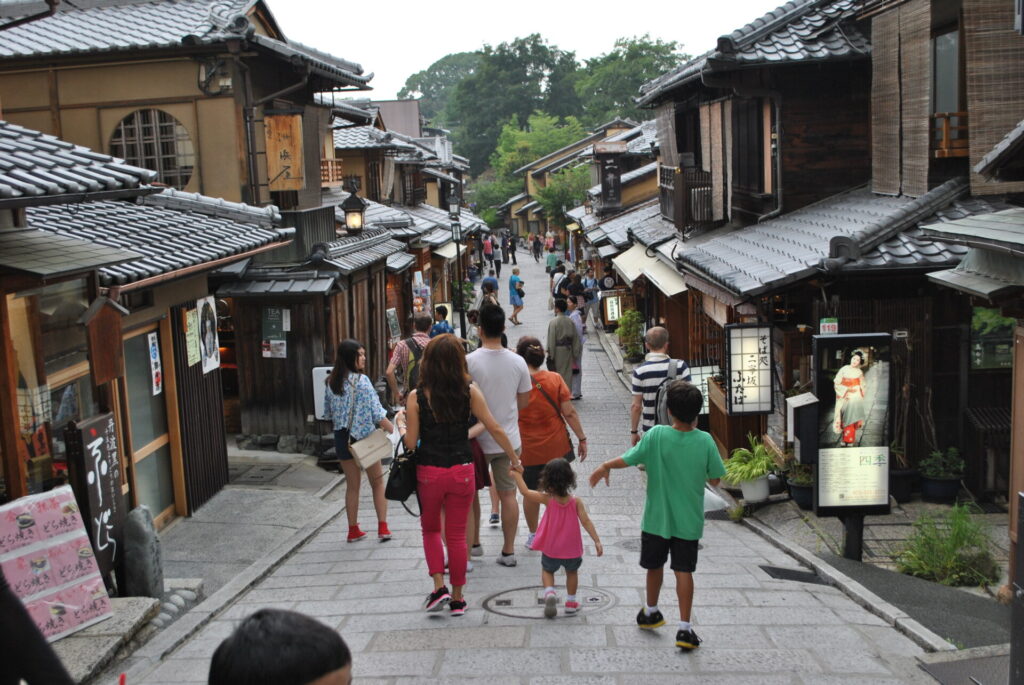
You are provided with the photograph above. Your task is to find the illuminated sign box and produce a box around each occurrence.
[811,333,892,517]
[725,324,773,415]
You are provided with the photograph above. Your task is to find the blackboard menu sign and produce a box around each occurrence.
[64,413,124,586]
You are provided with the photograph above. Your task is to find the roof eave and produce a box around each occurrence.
[0,185,162,210]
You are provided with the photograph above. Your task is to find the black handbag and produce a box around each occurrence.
[384,441,420,516]
[534,379,576,463]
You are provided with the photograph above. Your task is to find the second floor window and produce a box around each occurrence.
[732,98,764,195]
[110,109,195,190]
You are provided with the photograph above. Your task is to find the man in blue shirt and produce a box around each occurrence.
[430,305,454,338]
[481,269,499,295]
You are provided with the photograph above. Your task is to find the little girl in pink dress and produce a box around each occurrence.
[511,458,603,617]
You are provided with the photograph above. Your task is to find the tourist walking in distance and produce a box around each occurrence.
[547,298,581,390]
[467,304,532,567]
[508,266,525,325]
[324,340,396,543]
[515,336,587,548]
[582,268,600,327]
[492,240,503,278]
[532,234,543,262]
[401,334,521,615]
[630,326,691,445]
[483,235,494,269]
[511,459,602,618]
[507,231,517,264]
[567,297,586,400]
[385,313,431,406]
[589,380,725,651]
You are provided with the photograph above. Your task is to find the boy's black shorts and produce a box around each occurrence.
[639,531,699,573]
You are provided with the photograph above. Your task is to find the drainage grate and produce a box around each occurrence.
[232,464,289,484]
[759,565,827,585]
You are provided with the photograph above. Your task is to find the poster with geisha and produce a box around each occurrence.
[0,486,112,640]
[812,333,892,515]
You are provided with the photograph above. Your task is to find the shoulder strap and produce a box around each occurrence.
[535,378,565,421]
[345,377,359,436]
[406,337,422,360]
[665,359,678,381]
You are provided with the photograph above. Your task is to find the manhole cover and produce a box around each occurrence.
[233,464,289,484]
[482,586,615,619]
[227,464,253,482]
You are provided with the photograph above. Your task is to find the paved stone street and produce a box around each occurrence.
[125,254,935,684]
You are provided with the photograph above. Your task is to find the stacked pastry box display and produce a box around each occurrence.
[0,486,112,640]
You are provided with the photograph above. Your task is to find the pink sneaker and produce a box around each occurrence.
[564,600,580,615]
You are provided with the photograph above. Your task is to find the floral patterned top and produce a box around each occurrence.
[324,373,387,440]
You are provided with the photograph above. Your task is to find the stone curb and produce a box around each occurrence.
[742,518,957,653]
[119,497,346,682]
[594,326,631,392]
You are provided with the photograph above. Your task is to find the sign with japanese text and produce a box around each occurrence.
[264,113,305,192]
[0,486,112,641]
[64,414,124,583]
[688,364,720,416]
[184,307,201,367]
[261,306,288,359]
[148,332,162,396]
[812,333,892,517]
[725,324,774,415]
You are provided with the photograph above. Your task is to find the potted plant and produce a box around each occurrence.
[615,309,645,362]
[918,447,964,504]
[786,462,814,510]
[724,433,774,503]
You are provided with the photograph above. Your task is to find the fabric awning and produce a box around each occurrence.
[433,242,459,260]
[643,258,687,297]
[611,243,649,284]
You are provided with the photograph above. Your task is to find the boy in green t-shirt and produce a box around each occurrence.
[589,380,726,651]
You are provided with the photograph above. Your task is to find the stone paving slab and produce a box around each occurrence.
[120,254,939,684]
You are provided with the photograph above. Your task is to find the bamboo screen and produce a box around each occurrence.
[723,99,733,222]
[700,104,712,173]
[656,101,679,168]
[710,101,725,221]
[965,0,1024,195]
[872,11,901,195]
[900,0,931,197]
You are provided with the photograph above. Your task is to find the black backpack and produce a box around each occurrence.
[654,360,679,426]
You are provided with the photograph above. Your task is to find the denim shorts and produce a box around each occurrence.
[541,554,583,573]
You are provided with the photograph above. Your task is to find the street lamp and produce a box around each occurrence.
[341,183,367,235]
[448,187,468,337]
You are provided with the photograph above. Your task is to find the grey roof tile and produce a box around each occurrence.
[27,192,290,286]
[587,161,658,197]
[0,119,156,205]
[332,125,416,151]
[322,229,406,275]
[974,118,1024,180]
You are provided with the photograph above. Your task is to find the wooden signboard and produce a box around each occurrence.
[264,113,305,192]
[81,297,128,386]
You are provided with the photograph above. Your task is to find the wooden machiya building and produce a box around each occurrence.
[636,0,1023,467]
[0,122,292,528]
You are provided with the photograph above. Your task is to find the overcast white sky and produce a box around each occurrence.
[266,0,787,101]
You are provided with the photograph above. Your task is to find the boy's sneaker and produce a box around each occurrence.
[489,513,500,526]
[424,586,451,612]
[470,544,483,557]
[449,599,467,617]
[525,532,536,549]
[543,592,558,619]
[636,608,665,630]
[564,600,580,615]
[496,553,517,567]
[675,628,702,651]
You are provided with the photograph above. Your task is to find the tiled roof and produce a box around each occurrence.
[974,118,1024,180]
[0,119,157,207]
[498,192,528,210]
[585,199,662,248]
[587,161,658,197]
[27,188,291,286]
[0,0,369,88]
[332,125,416,151]
[513,119,639,176]
[0,228,141,279]
[638,0,868,105]
[217,273,337,298]
[386,251,416,272]
[405,202,487,234]
[678,178,968,297]
[323,229,407,275]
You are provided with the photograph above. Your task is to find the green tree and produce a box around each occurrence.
[575,35,685,126]
[397,52,480,126]
[447,35,582,174]
[535,165,591,229]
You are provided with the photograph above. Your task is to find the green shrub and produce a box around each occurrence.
[787,463,814,486]
[896,504,1000,586]
[615,309,644,359]
[919,447,964,478]
[724,433,774,484]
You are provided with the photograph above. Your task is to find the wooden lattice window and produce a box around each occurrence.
[110,109,195,190]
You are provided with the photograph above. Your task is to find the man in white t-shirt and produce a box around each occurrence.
[467,304,532,567]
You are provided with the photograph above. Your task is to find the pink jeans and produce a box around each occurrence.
[417,463,475,587]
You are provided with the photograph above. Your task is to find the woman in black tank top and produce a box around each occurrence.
[401,334,520,615]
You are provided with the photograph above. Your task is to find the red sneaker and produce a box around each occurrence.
[564,600,580,614]
[378,522,392,541]
[347,526,367,542]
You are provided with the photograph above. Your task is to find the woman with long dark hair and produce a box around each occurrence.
[400,334,520,616]
[325,339,396,543]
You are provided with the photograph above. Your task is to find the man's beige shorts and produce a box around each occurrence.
[485,449,521,492]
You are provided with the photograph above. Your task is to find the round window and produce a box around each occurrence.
[109,109,195,190]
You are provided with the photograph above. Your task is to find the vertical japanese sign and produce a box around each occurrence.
[0,486,113,641]
[688,364,721,416]
[725,323,774,414]
[183,307,201,367]
[812,333,892,517]
[147,332,162,396]
[264,113,305,192]
[261,306,288,359]
[197,296,220,375]
[64,413,124,584]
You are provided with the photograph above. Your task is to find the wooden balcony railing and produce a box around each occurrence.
[320,159,345,187]
[660,163,714,234]
[931,112,969,159]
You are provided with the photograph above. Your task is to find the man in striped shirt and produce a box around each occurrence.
[630,327,692,445]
